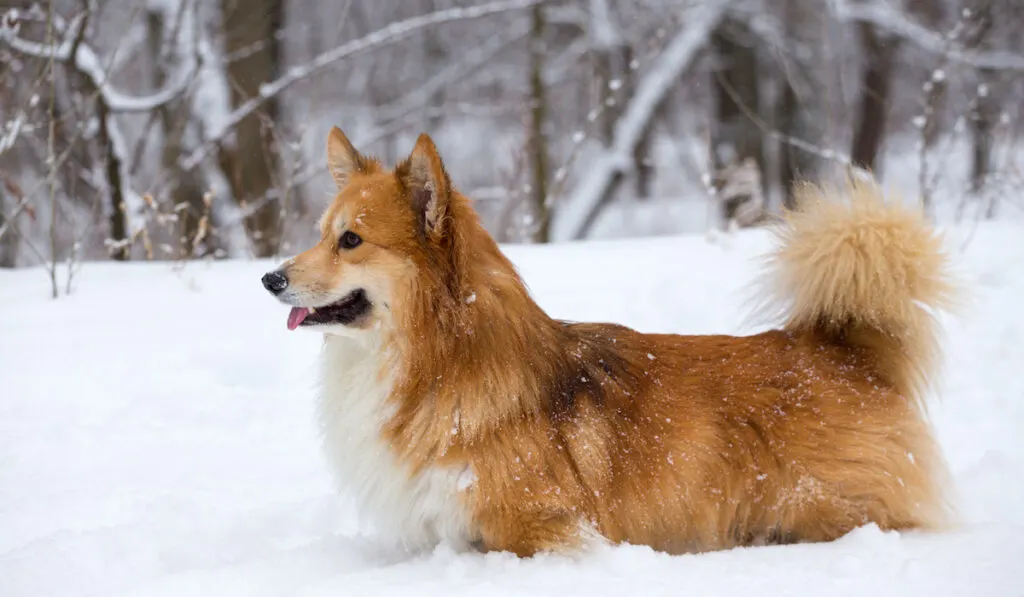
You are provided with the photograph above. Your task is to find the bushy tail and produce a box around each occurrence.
[759,177,958,406]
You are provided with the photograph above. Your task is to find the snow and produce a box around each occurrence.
[2,223,1024,596]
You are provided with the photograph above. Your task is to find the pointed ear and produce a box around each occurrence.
[326,127,365,189]
[398,133,451,240]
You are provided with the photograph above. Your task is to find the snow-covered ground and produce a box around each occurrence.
[1,223,1023,597]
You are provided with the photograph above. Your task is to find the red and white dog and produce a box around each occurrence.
[262,127,956,556]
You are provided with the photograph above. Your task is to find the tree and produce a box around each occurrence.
[850,21,900,172]
[527,2,551,243]
[147,1,210,258]
[710,17,766,226]
[219,0,285,257]
[0,165,20,267]
[557,2,731,240]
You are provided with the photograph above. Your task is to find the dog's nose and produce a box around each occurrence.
[262,270,289,295]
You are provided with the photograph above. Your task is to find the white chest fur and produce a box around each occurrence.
[317,334,472,552]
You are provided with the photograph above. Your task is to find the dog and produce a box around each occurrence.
[261,127,956,557]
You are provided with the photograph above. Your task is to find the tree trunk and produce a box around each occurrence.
[528,3,551,243]
[590,0,625,147]
[971,69,997,196]
[850,23,898,172]
[776,0,824,209]
[220,0,284,258]
[147,7,211,259]
[592,45,631,148]
[711,19,766,227]
[96,103,129,261]
[0,173,20,268]
[632,99,658,200]
[776,82,801,209]
[629,45,659,201]
[590,3,650,200]
[962,3,998,209]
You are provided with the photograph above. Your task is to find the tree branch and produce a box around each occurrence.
[833,0,1024,71]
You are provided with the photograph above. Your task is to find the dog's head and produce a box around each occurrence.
[262,127,456,335]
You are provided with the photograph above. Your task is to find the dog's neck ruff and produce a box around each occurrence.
[316,332,473,552]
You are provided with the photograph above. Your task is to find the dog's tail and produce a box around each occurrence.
[759,176,958,407]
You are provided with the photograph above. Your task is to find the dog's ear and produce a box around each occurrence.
[397,133,451,242]
[326,127,365,189]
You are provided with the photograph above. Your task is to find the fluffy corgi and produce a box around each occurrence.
[261,127,956,557]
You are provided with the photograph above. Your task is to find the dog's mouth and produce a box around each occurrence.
[286,289,371,330]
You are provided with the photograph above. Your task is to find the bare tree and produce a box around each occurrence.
[219,0,284,258]
[0,163,21,267]
[527,2,551,243]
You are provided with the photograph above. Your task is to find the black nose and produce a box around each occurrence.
[262,271,289,294]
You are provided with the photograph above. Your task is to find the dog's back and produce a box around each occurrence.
[457,178,955,555]
[498,177,956,553]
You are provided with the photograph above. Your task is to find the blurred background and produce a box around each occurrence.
[0,0,1022,285]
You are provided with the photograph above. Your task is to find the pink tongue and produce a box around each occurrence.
[287,307,309,330]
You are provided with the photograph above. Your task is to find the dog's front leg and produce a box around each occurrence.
[474,506,583,557]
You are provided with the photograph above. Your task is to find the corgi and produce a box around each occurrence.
[261,127,956,557]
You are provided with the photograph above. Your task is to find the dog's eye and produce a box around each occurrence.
[339,230,362,250]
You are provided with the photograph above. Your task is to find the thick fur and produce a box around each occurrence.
[268,129,956,557]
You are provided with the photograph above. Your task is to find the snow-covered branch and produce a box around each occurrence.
[832,0,1024,71]
[554,1,731,240]
[0,9,199,113]
[588,0,621,49]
